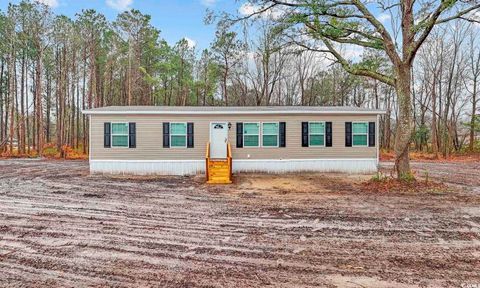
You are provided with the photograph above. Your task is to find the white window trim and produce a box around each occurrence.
[352,121,369,147]
[308,121,326,147]
[261,122,279,148]
[243,122,260,148]
[111,122,129,148]
[170,122,188,148]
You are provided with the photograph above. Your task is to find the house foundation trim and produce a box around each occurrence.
[90,158,378,175]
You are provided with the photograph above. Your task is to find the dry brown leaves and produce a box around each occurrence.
[360,177,448,194]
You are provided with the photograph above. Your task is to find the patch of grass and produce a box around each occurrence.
[371,172,388,182]
[399,172,416,183]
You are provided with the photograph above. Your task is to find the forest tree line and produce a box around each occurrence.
[0,0,478,158]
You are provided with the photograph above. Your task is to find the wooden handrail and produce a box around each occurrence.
[227,142,232,180]
[205,142,210,181]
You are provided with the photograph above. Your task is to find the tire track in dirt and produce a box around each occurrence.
[0,159,479,287]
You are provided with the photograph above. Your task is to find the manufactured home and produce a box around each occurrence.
[83,106,385,183]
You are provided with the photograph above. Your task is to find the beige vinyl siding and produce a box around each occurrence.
[90,114,377,160]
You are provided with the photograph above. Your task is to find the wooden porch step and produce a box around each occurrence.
[208,173,230,177]
[206,142,232,184]
[208,161,229,166]
[209,167,229,171]
[207,177,232,184]
[209,163,228,167]
[209,164,229,168]
[209,159,228,162]
[208,168,230,174]
[207,165,232,183]
[208,165,229,169]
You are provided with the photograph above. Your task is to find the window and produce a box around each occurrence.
[262,122,279,147]
[111,123,129,147]
[243,123,260,147]
[309,122,325,146]
[170,122,187,147]
[352,122,368,146]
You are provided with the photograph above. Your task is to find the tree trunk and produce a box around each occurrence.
[19,52,26,154]
[32,66,36,151]
[8,45,15,154]
[88,41,95,109]
[14,59,20,154]
[223,57,229,106]
[26,60,30,154]
[431,74,438,156]
[35,49,44,156]
[394,64,413,178]
[46,73,51,144]
[0,59,4,147]
[127,45,132,105]
[70,48,76,148]
[470,80,477,151]
[82,45,87,154]
[56,47,63,156]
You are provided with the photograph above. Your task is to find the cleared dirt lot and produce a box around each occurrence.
[0,160,479,287]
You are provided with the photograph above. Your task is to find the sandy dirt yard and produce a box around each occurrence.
[0,159,479,288]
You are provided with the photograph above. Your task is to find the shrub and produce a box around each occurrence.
[42,144,59,158]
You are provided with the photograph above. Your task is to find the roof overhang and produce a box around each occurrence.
[82,110,386,115]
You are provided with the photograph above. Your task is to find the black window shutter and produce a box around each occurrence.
[345,122,352,147]
[301,122,309,147]
[128,123,136,148]
[326,122,332,147]
[279,122,286,147]
[236,122,243,148]
[187,122,194,148]
[104,122,111,148]
[163,122,170,148]
[368,122,376,147]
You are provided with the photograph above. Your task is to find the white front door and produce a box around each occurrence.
[210,122,228,158]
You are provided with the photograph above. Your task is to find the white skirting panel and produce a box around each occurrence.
[90,158,378,175]
[233,159,377,174]
[90,160,205,175]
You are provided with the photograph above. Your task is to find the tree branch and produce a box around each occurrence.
[314,19,384,43]
[457,16,480,24]
[350,0,401,65]
[411,3,480,62]
[305,19,384,50]
[436,4,480,24]
[320,35,395,86]
[272,0,353,8]
[235,3,278,21]
[322,35,384,50]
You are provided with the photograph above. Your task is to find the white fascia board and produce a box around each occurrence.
[82,110,386,115]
